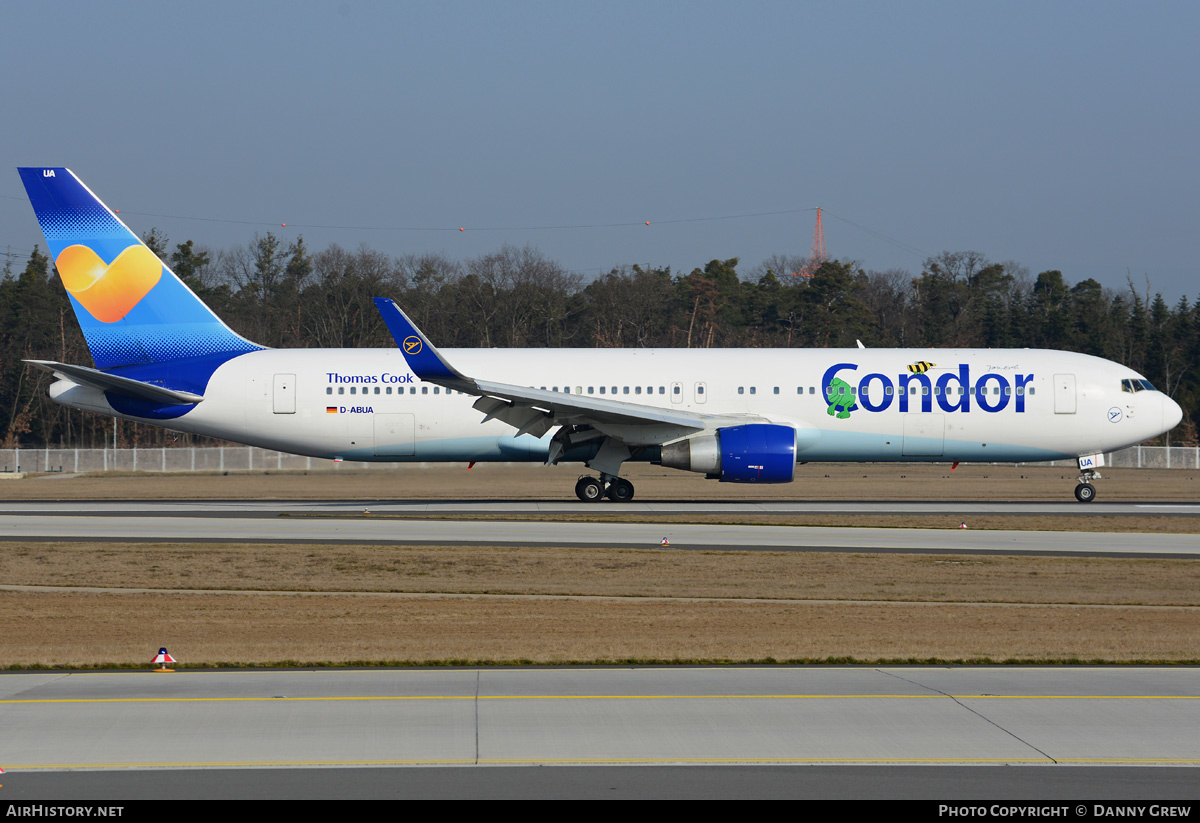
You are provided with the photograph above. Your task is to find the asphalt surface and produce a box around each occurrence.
[6,765,1200,801]
[0,502,1195,556]
[3,667,1198,799]
[4,499,1200,516]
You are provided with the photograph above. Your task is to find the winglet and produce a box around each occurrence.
[373,298,472,386]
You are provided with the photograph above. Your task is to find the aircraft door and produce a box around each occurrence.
[374,413,416,456]
[670,381,683,404]
[1053,374,1077,414]
[273,374,296,414]
[902,413,945,456]
[694,381,708,404]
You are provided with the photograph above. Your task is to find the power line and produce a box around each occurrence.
[5,192,816,231]
[823,209,930,260]
[6,186,931,264]
[109,206,819,233]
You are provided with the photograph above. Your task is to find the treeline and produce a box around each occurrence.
[1,235,1195,448]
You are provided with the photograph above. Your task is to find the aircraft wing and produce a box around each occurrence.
[373,298,759,445]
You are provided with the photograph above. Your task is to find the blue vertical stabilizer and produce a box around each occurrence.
[18,167,262,400]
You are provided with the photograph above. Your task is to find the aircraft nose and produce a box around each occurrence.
[1163,394,1183,432]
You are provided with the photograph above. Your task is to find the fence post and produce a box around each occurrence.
[1138,445,1142,468]
[75,448,79,473]
[162,447,166,472]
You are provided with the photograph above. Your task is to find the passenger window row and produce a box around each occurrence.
[323,383,1035,399]
[327,386,469,396]
[824,385,1035,397]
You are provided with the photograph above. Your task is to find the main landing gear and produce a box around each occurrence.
[1074,469,1100,503]
[574,474,635,502]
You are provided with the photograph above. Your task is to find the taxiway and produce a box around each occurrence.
[2,666,1198,798]
[0,500,1195,555]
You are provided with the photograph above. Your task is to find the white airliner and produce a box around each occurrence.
[18,168,1182,502]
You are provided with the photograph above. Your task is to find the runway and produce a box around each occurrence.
[4,499,1200,516]
[0,501,1196,555]
[3,666,1198,798]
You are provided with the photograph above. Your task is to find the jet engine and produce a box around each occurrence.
[660,423,796,483]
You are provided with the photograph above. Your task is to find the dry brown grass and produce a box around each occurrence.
[2,590,1196,667]
[4,464,1199,667]
[3,542,1200,667]
[3,542,1200,605]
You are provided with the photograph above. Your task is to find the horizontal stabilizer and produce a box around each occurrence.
[25,360,205,405]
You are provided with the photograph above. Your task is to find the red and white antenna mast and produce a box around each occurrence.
[795,207,826,278]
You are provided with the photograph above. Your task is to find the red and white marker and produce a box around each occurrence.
[153,647,176,672]
[660,537,670,546]
[959,522,968,529]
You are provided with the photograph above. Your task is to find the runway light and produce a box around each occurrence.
[282,223,287,227]
[645,221,650,226]
[660,536,670,546]
[153,647,176,673]
[959,522,968,529]
[459,227,465,231]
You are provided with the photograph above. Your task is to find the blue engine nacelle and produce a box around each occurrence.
[717,423,796,483]
[660,423,796,483]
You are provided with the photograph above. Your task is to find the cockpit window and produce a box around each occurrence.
[1122,378,1157,393]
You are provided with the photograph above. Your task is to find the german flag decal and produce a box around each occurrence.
[326,406,338,414]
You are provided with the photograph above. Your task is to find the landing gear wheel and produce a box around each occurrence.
[1074,483,1096,503]
[575,476,604,502]
[606,478,635,502]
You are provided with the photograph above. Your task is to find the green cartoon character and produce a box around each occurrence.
[826,377,857,419]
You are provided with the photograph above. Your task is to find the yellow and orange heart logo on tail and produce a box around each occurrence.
[55,244,162,323]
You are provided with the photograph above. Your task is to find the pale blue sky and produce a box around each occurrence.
[3,1,1196,298]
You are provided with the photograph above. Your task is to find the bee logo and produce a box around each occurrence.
[907,361,936,374]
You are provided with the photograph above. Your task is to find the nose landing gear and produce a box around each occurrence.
[1074,468,1100,502]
